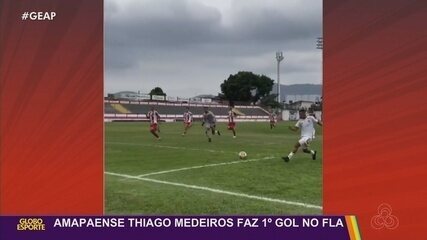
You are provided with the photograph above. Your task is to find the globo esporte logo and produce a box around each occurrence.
[17,218,46,231]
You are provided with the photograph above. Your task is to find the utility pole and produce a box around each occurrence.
[276,51,284,103]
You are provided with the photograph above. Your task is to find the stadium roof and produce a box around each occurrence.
[193,94,217,99]
[112,91,138,95]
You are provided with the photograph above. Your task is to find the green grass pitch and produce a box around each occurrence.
[105,121,322,215]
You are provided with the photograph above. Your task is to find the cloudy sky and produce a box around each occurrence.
[105,0,322,97]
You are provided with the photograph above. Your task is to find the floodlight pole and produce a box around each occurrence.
[276,51,284,104]
[316,37,323,49]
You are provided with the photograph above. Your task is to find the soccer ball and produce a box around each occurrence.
[238,151,247,160]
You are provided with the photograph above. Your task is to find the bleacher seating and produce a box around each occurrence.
[105,103,118,114]
[104,101,269,122]
[238,108,269,116]
[123,104,230,115]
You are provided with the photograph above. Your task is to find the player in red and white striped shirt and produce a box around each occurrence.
[269,111,277,129]
[146,107,161,140]
[227,107,237,138]
[182,107,193,136]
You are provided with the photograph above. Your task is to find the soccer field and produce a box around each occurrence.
[105,121,322,215]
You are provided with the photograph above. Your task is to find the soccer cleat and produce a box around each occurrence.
[208,138,212,142]
[312,150,317,160]
[282,156,290,162]
[217,130,221,136]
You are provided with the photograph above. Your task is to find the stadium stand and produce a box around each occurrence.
[105,100,270,122]
[105,103,119,114]
[110,103,131,114]
[238,107,270,116]
[123,104,229,115]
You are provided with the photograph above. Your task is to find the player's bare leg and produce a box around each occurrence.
[212,126,221,136]
[230,128,236,138]
[282,142,300,162]
[205,128,212,142]
[182,124,191,136]
[150,129,160,140]
[302,148,317,160]
[270,122,275,129]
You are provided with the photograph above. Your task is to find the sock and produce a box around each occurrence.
[288,152,294,159]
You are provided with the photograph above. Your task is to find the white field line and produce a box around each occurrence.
[105,171,322,210]
[137,156,275,177]
[106,142,231,154]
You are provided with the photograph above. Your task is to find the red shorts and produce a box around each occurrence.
[184,122,192,127]
[150,123,158,131]
[228,122,236,130]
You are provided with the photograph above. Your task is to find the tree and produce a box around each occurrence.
[260,94,284,109]
[220,71,274,103]
[149,87,166,96]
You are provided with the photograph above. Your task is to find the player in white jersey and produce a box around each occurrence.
[282,109,322,162]
[227,107,237,138]
[146,107,161,140]
[182,106,193,136]
[308,108,317,136]
[202,107,221,142]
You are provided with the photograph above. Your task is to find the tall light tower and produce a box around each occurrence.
[276,51,284,104]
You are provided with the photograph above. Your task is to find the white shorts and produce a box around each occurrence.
[204,123,213,130]
[298,136,313,148]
